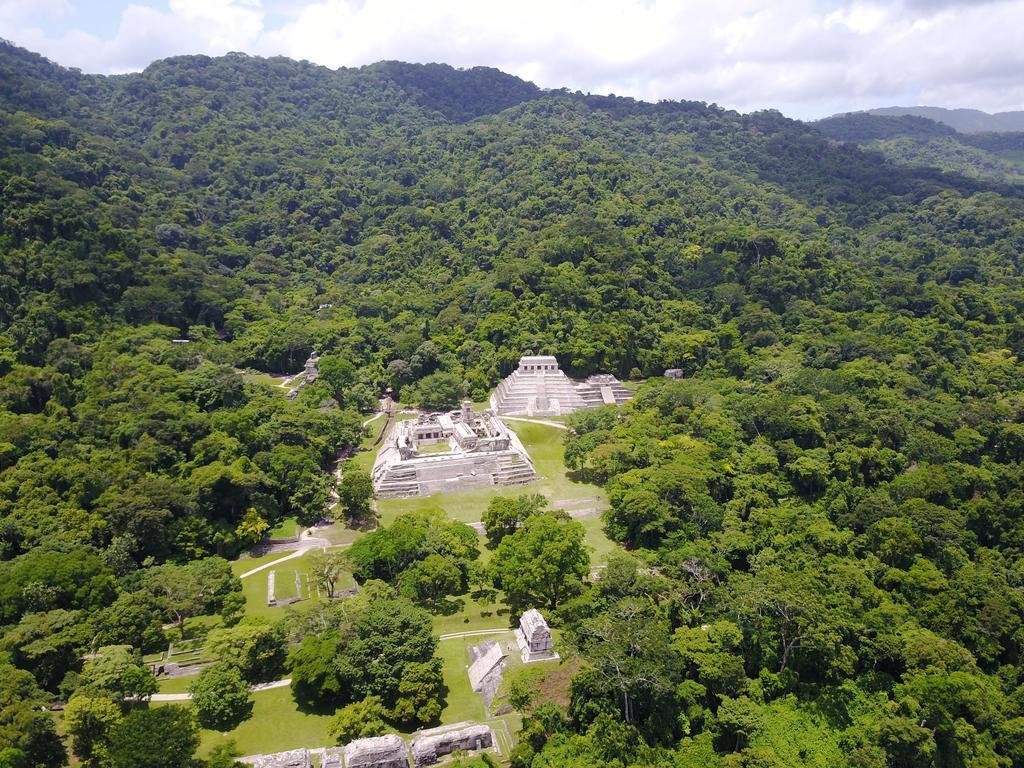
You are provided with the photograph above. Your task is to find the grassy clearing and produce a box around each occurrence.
[156,686,335,758]
[436,636,491,724]
[231,549,298,577]
[157,674,199,695]
[432,590,511,636]
[238,549,356,620]
[244,371,292,389]
[267,516,300,539]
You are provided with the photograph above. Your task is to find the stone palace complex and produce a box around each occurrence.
[372,356,632,498]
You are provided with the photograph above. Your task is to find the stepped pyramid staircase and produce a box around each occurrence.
[491,356,632,416]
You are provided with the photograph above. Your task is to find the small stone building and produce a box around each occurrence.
[514,609,559,662]
[343,733,409,768]
[664,368,684,379]
[411,724,494,767]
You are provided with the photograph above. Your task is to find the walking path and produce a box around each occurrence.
[238,530,328,579]
[499,416,568,430]
[150,677,292,701]
[439,628,510,641]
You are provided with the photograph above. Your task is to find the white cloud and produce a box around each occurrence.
[3,0,1023,118]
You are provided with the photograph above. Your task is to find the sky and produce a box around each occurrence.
[2,0,1023,120]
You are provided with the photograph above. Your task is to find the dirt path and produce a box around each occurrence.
[500,416,568,430]
[150,677,292,702]
[439,628,510,641]
[238,531,328,579]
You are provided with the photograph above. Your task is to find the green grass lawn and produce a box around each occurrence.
[231,549,298,577]
[157,674,200,695]
[432,590,511,636]
[156,686,336,758]
[416,442,454,454]
[267,516,300,539]
[238,549,356,620]
[436,636,492,724]
[243,370,292,389]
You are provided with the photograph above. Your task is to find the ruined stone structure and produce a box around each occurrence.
[411,725,495,767]
[251,749,310,768]
[343,734,408,768]
[515,608,559,662]
[373,401,536,498]
[490,356,632,416]
[468,641,507,692]
[664,368,685,379]
[303,352,320,383]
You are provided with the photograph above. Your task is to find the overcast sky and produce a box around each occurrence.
[2,0,1023,120]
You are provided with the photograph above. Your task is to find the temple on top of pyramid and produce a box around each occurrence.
[490,355,632,417]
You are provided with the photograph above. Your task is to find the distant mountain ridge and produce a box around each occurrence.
[865,106,1024,134]
[810,109,1024,184]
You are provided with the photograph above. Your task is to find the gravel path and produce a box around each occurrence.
[150,678,292,701]
[439,628,510,641]
[499,416,568,430]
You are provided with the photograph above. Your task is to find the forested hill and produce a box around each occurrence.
[4,39,1024,768]
[813,111,1024,184]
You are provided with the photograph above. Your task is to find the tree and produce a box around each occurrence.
[337,468,374,525]
[399,554,462,606]
[78,645,157,701]
[0,661,66,768]
[63,696,122,762]
[89,592,166,653]
[411,372,463,411]
[568,599,680,736]
[189,663,253,730]
[143,557,242,637]
[492,514,590,613]
[101,707,199,768]
[482,494,550,545]
[328,696,389,743]
[206,619,286,683]
[288,632,344,709]
[233,508,269,547]
[391,660,446,725]
[308,550,349,599]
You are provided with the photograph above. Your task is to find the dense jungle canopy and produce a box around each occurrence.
[3,39,1024,768]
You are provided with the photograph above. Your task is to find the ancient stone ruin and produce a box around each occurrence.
[343,733,409,768]
[515,608,559,663]
[373,401,537,498]
[467,640,508,711]
[251,749,310,768]
[664,368,684,379]
[490,355,632,416]
[411,724,495,767]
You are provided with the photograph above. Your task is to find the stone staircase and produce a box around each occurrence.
[374,466,421,499]
[492,453,538,486]
[577,374,633,408]
[490,368,586,416]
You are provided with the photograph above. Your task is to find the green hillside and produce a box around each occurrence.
[3,39,1024,768]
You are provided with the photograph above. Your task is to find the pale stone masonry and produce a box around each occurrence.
[252,749,310,768]
[467,641,507,692]
[343,734,408,768]
[411,725,495,767]
[490,355,632,416]
[515,609,560,663]
[373,401,536,498]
